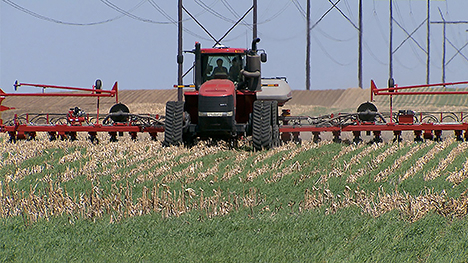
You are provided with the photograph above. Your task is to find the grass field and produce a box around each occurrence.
[1,134,468,262]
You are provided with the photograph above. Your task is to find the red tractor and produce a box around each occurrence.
[163,38,291,150]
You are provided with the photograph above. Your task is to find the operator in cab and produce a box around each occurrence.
[210,58,228,78]
[229,57,242,82]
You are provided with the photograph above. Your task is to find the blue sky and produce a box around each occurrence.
[1,0,467,93]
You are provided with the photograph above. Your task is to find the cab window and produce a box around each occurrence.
[201,54,244,83]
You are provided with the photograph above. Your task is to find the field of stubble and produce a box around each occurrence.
[1,125,468,261]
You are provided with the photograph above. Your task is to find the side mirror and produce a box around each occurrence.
[260,53,267,63]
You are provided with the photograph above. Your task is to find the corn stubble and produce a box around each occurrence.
[299,185,468,222]
[0,178,264,225]
[1,133,468,224]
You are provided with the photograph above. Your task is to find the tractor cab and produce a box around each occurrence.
[200,48,246,85]
[194,39,265,92]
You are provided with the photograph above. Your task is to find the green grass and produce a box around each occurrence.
[1,208,467,262]
[2,138,468,261]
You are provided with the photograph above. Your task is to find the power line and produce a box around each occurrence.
[394,53,419,70]
[146,0,209,24]
[2,0,214,41]
[98,0,213,41]
[214,5,255,46]
[316,27,355,42]
[221,0,238,17]
[291,0,306,19]
[220,0,253,31]
[446,39,468,65]
[144,0,214,41]
[344,0,355,22]
[373,10,389,46]
[325,0,358,30]
[147,0,180,22]
[194,0,237,24]
[393,19,427,54]
[99,0,174,24]
[2,0,145,26]
[256,27,304,42]
[363,41,387,66]
[220,32,248,43]
[310,0,359,31]
[196,0,292,26]
[256,1,293,25]
[312,34,354,67]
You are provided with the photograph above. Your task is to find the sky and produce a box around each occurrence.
[1,0,468,94]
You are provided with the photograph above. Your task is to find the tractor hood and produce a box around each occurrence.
[199,79,236,97]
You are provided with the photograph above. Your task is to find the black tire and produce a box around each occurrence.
[252,100,273,150]
[163,101,184,147]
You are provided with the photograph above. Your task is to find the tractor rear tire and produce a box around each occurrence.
[252,100,273,151]
[163,101,184,147]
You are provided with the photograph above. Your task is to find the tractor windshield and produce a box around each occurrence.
[201,54,244,84]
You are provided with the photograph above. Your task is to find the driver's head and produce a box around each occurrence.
[216,59,223,67]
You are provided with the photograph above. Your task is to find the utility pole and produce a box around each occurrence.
[358,0,362,89]
[441,10,446,83]
[306,0,310,90]
[431,10,468,83]
[388,0,394,122]
[426,0,430,84]
[177,0,183,101]
[389,0,393,80]
[389,0,429,84]
[253,0,257,39]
